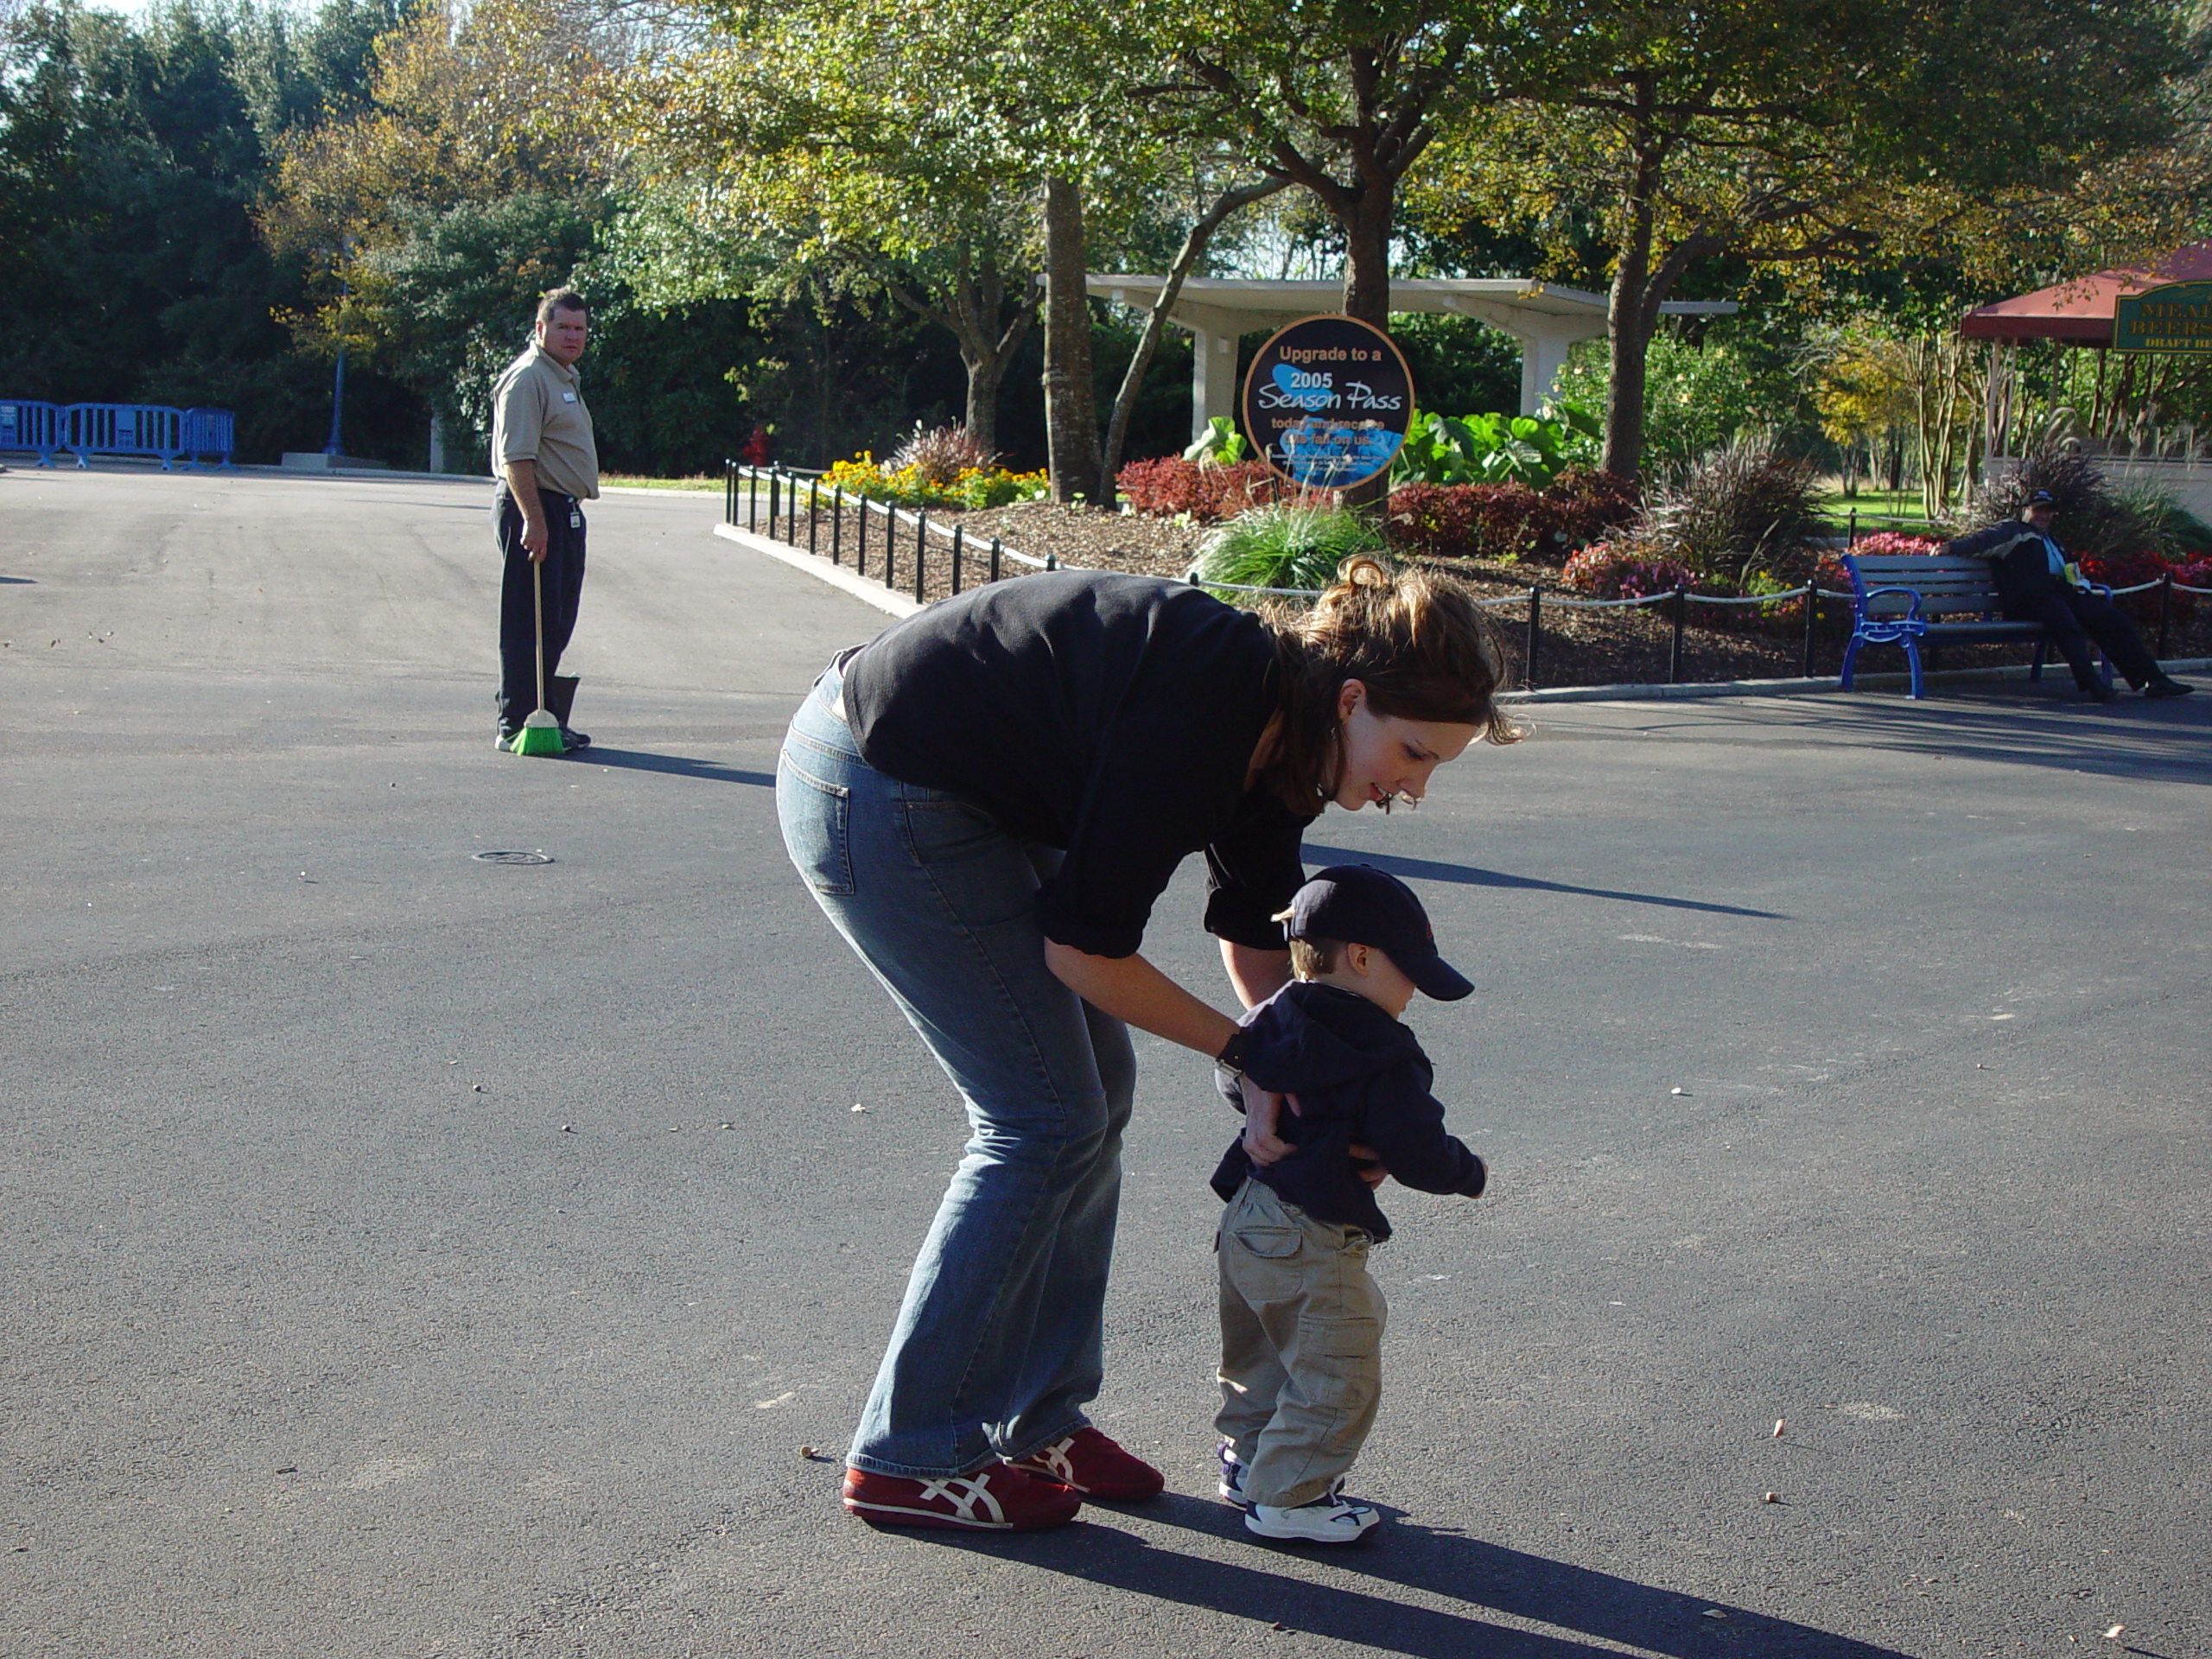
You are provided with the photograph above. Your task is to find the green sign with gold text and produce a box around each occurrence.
[2113,281,2212,353]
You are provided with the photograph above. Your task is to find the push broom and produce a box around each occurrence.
[509,557,566,757]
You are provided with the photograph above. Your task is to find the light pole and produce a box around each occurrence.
[322,245,350,458]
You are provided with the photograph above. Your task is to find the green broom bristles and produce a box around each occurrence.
[510,711,564,756]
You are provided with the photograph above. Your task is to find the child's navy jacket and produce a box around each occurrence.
[1211,981,1486,1241]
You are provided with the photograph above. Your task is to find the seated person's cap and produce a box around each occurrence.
[2026,489,2057,505]
[1286,864,1473,1001]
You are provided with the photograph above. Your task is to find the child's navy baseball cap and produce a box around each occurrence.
[1285,864,1473,1001]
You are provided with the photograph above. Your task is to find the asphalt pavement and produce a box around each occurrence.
[3,464,2209,1659]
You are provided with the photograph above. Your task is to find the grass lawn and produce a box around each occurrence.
[1815,486,1933,532]
[601,474,723,492]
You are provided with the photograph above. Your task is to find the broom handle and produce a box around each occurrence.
[532,555,547,715]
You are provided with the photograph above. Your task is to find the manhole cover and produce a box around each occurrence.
[471,850,556,866]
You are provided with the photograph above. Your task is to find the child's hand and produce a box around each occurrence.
[1238,1077,1300,1165]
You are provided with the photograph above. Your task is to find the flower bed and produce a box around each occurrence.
[819,453,1047,511]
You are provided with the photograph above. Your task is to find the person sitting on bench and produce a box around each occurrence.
[1945,491,2194,703]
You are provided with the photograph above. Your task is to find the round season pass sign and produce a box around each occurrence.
[1241,314,1414,488]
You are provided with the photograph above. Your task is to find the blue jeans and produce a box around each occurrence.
[776,662,1137,1478]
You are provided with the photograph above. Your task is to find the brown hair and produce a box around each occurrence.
[1284,934,1343,980]
[1259,556,1520,812]
[536,287,588,327]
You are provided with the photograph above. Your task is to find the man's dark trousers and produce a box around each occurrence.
[494,485,586,726]
[2001,584,2159,691]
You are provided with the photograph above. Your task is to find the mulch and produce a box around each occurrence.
[753,499,2212,691]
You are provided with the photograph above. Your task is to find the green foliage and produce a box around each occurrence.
[1638,435,1826,588]
[0,0,425,461]
[1195,502,1389,594]
[1389,406,1596,488]
[1554,330,1806,474]
[1181,416,1248,466]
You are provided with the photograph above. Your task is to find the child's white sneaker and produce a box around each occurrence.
[1245,1492,1381,1543]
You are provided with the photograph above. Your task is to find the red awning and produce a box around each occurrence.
[1961,243,2212,343]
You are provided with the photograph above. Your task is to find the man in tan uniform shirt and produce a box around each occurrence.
[491,288,600,751]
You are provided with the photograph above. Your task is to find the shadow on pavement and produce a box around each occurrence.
[1305,846,1785,920]
[902,1496,1910,1658]
[1667,683,2210,786]
[582,747,775,787]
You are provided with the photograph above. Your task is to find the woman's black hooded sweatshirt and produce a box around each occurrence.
[1210,980,1486,1241]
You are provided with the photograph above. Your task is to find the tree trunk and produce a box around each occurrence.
[1100,175,1287,486]
[887,251,1036,462]
[1041,175,1101,506]
[1337,190,1394,330]
[1601,208,1654,480]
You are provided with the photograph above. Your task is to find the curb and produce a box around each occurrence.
[708,524,2210,696]
[1505,658,2212,704]
[713,522,920,619]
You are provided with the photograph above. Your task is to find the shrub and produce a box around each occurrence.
[1638,434,1824,588]
[1961,446,2212,569]
[1561,539,1698,600]
[1384,470,1640,564]
[889,422,998,486]
[1194,503,1389,594]
[1117,456,1285,520]
[1389,406,1598,489]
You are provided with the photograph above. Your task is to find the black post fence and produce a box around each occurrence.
[2158,570,2173,657]
[1523,587,1541,690]
[1802,582,1819,677]
[950,524,964,595]
[1669,585,1688,683]
[913,511,927,603]
[990,537,1002,582]
[808,480,819,558]
[831,486,843,565]
[884,501,898,590]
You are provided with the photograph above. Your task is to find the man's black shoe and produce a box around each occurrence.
[2145,677,2196,699]
[2084,682,2122,704]
[559,727,592,753]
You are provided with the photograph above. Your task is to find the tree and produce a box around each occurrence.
[618,25,1043,457]
[260,0,624,445]
[1418,0,2199,480]
[0,0,417,459]
[1149,1,1577,327]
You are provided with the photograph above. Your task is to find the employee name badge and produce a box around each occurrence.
[569,504,582,529]
[563,391,577,403]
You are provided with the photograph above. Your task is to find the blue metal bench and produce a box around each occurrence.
[0,400,235,469]
[1840,551,2113,699]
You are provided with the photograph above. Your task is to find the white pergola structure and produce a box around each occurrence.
[1086,276,1738,442]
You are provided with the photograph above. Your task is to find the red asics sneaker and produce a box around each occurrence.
[1007,1427,1166,1500]
[842,1462,1081,1530]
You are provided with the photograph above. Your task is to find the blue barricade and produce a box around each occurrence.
[67,403,183,469]
[0,400,64,466]
[0,400,236,469]
[181,407,236,469]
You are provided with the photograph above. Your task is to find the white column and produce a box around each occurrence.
[1190,327,1240,445]
[1516,331,1576,416]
